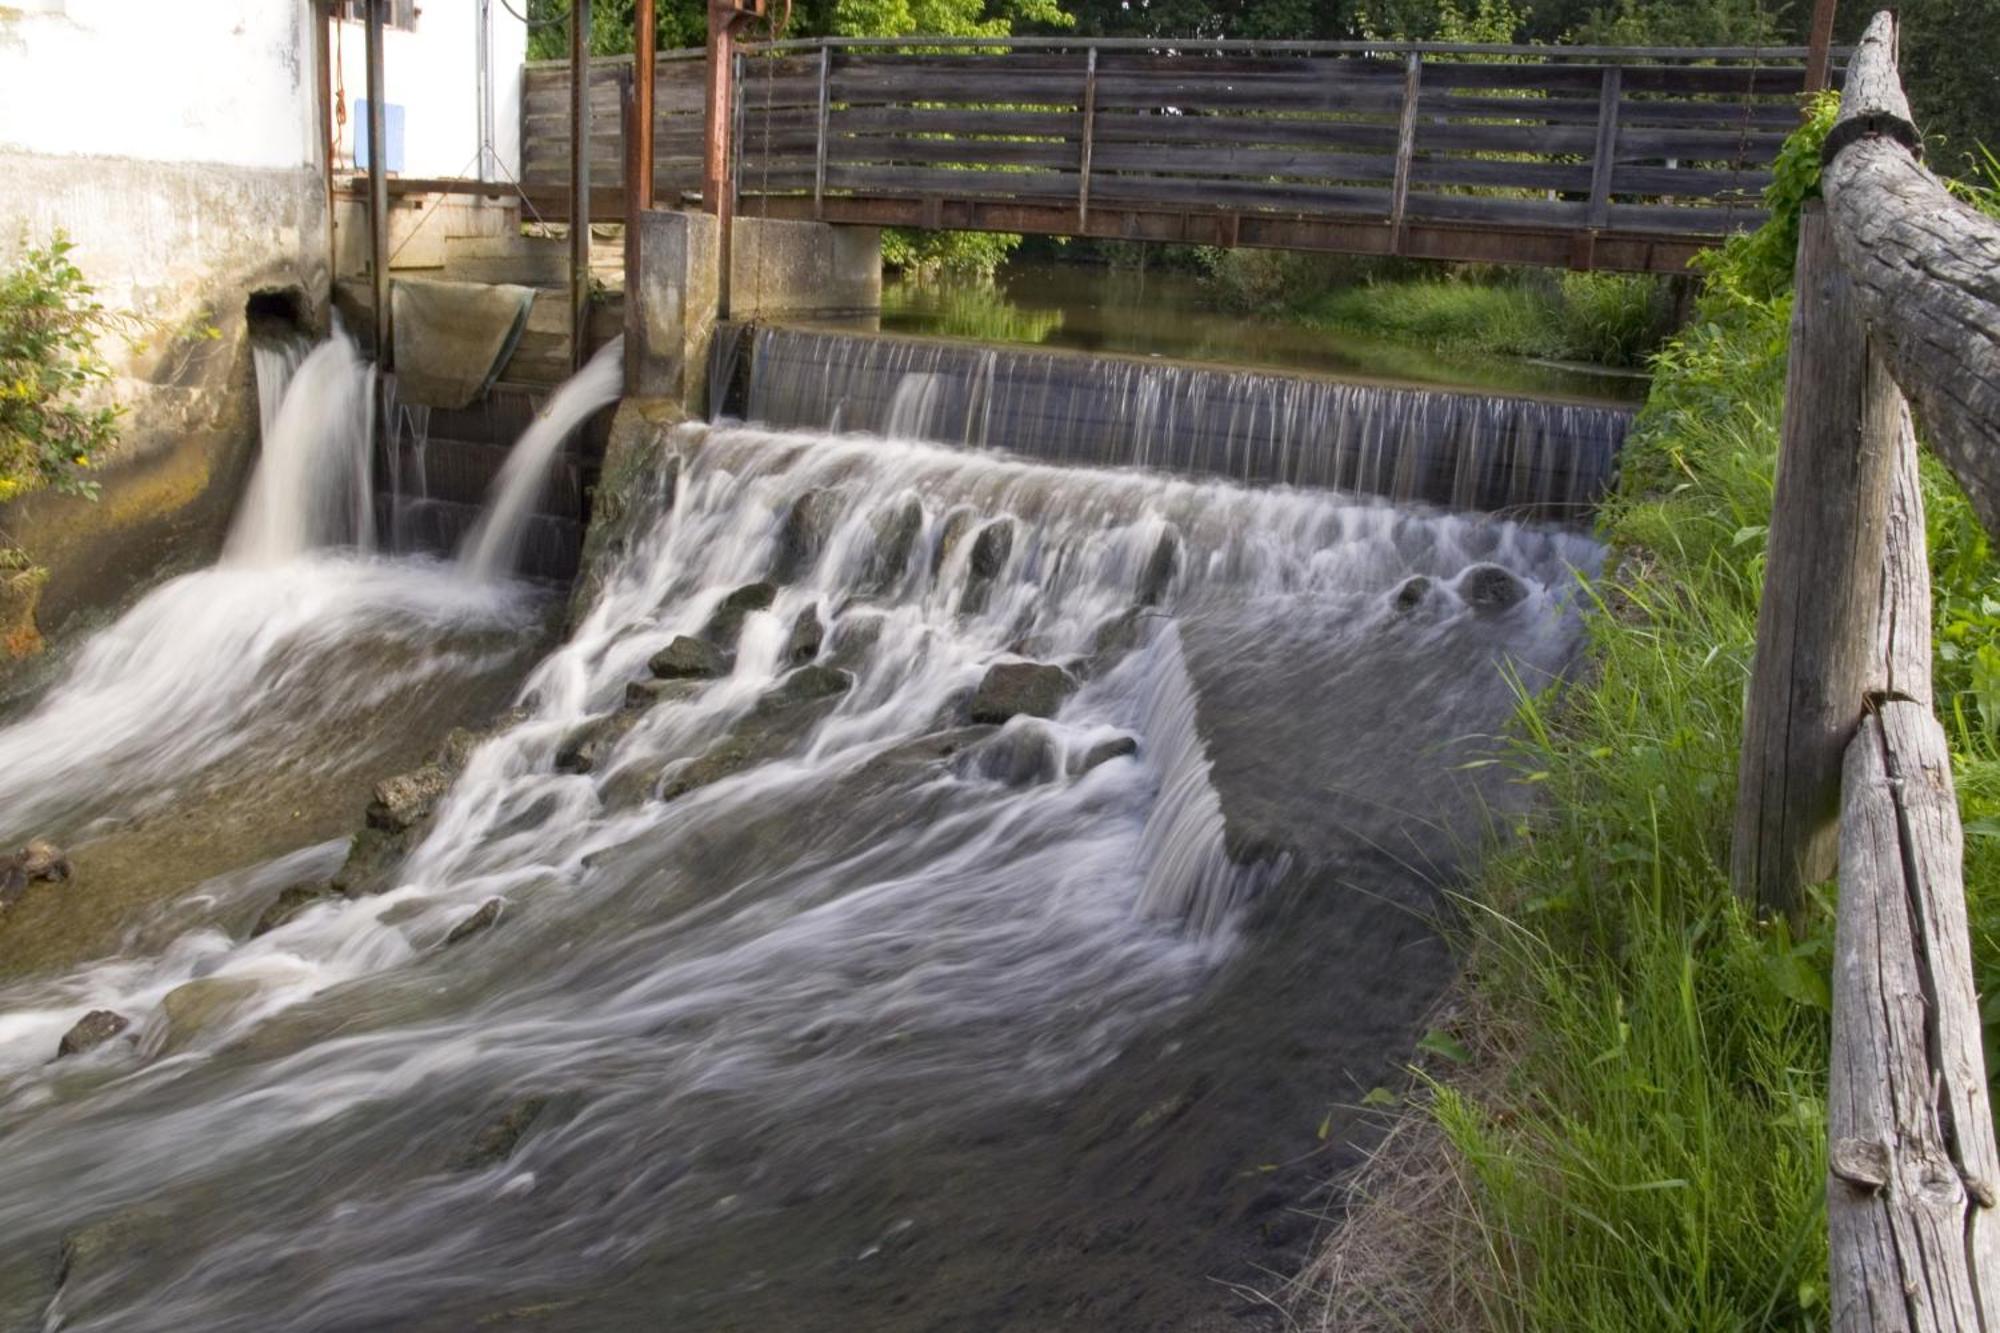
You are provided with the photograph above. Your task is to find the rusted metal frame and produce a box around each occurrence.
[726,47,745,315]
[813,45,832,219]
[569,0,593,372]
[1576,63,1623,270]
[365,0,392,369]
[1804,0,1839,93]
[1387,52,1421,254]
[1077,46,1100,230]
[634,0,656,208]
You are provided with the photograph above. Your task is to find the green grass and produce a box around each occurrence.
[1427,130,2000,1328]
[1301,271,1672,369]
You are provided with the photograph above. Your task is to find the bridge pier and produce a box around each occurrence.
[625,209,880,409]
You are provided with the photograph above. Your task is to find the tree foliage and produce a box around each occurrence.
[0,235,118,503]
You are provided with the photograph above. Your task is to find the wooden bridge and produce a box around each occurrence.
[518,36,1835,275]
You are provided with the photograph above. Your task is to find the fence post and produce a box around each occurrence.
[634,0,655,209]
[569,0,593,372]
[1077,46,1099,231]
[1388,52,1421,254]
[813,45,831,221]
[1730,202,1897,919]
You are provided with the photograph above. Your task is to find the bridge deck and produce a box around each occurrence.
[522,39,1835,274]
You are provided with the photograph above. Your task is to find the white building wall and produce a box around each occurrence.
[328,1,530,181]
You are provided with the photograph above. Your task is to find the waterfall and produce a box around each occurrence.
[225,330,378,567]
[250,332,309,443]
[459,337,625,580]
[725,325,1633,520]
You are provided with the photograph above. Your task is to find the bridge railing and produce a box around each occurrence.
[523,37,1830,272]
[1727,12,2000,1326]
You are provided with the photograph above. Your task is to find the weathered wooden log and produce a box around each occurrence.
[1822,12,2000,543]
[1731,204,1898,917]
[1831,698,2000,1331]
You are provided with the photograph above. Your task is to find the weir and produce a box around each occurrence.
[714,323,1633,520]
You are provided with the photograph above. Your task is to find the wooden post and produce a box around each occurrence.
[1805,0,1839,93]
[1077,46,1099,231]
[569,0,593,372]
[1731,203,1896,919]
[1576,63,1622,269]
[813,44,831,220]
[622,68,642,388]
[1387,52,1421,254]
[364,0,392,369]
[634,0,656,209]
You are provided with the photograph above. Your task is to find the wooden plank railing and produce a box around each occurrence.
[521,37,1831,273]
[1729,12,2000,1327]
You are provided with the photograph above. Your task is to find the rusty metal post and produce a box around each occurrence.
[364,0,392,369]
[622,68,642,387]
[705,0,761,320]
[634,0,656,208]
[570,0,593,372]
[1805,0,1839,93]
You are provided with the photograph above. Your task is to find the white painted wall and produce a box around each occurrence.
[0,0,318,168]
[329,1,529,180]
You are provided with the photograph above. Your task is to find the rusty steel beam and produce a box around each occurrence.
[1805,0,1839,92]
[634,0,656,208]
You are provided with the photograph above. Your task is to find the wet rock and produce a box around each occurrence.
[1076,734,1139,775]
[863,493,924,594]
[56,1010,130,1059]
[624,677,704,711]
[1391,574,1434,613]
[158,977,261,1053]
[826,610,885,672]
[1137,528,1181,607]
[20,838,71,881]
[555,712,641,775]
[58,1208,169,1292]
[702,581,777,649]
[969,662,1077,724]
[450,1094,548,1171]
[930,508,974,577]
[443,897,503,947]
[367,764,451,833]
[0,859,25,910]
[649,634,725,680]
[960,723,1062,786]
[753,663,853,715]
[332,824,407,898]
[1457,563,1528,611]
[785,605,825,666]
[773,489,839,583]
[1082,608,1147,678]
[251,882,341,936]
[960,519,1014,614]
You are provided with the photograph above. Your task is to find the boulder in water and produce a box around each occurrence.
[1457,563,1528,612]
[624,677,704,711]
[785,605,825,666]
[826,610,884,672]
[969,662,1076,724]
[444,897,503,946]
[20,838,70,882]
[450,1094,549,1171]
[1391,574,1434,613]
[864,493,924,594]
[961,520,1014,615]
[773,489,839,583]
[333,824,410,898]
[1082,608,1147,678]
[57,1207,170,1294]
[251,882,341,936]
[158,977,261,1053]
[367,764,451,833]
[55,1009,130,1060]
[755,663,853,715]
[1076,733,1139,775]
[1137,528,1181,607]
[960,722,1062,787]
[702,581,777,649]
[649,634,726,680]
[657,666,854,802]
[930,508,974,577]
[555,711,641,775]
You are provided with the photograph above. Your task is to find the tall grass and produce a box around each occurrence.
[1421,101,2000,1329]
[1300,271,1672,369]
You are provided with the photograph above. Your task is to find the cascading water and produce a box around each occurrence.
[225,331,379,566]
[725,325,1633,520]
[0,409,1600,1331]
[460,337,625,579]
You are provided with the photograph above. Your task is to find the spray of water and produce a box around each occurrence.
[225,330,378,567]
[460,337,625,579]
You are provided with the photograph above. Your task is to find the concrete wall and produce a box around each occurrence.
[0,1,329,669]
[326,2,528,181]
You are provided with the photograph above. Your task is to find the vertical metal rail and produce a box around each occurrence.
[813,45,832,220]
[314,1,337,306]
[476,0,496,180]
[569,0,593,372]
[634,0,656,208]
[1387,52,1422,255]
[1076,46,1099,231]
[365,0,392,369]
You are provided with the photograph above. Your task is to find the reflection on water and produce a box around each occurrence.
[866,261,1649,406]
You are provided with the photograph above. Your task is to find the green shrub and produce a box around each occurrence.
[0,234,120,503]
[880,228,1022,280]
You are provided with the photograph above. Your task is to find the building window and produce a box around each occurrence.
[337,1,418,30]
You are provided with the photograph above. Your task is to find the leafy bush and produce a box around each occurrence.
[880,228,1022,280]
[0,235,120,503]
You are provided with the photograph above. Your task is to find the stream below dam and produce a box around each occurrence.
[0,301,1611,1330]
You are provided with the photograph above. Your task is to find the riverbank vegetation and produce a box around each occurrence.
[1300,96,2000,1331]
[0,234,117,504]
